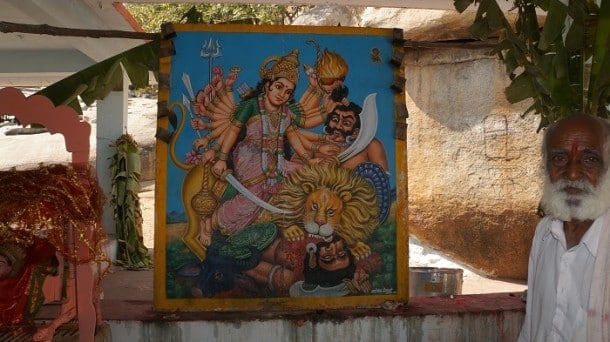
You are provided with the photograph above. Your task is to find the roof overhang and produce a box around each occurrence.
[0,0,145,87]
[1,0,518,87]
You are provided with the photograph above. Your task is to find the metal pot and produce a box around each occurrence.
[409,267,463,297]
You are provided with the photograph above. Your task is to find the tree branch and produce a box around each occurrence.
[0,21,159,40]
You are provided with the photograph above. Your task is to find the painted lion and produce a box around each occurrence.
[266,164,379,258]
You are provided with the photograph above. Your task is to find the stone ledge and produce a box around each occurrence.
[36,292,524,323]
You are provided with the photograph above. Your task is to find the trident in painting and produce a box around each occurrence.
[200,37,222,86]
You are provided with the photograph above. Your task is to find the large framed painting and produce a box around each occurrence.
[154,24,407,311]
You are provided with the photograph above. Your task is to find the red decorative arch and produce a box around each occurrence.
[0,86,91,165]
[0,87,101,340]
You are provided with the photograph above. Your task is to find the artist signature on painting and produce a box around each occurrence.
[371,288,396,295]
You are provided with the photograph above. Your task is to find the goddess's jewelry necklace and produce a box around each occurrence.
[259,96,286,185]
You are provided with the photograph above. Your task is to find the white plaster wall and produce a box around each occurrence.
[107,312,524,341]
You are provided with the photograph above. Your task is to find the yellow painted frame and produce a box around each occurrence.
[154,24,408,311]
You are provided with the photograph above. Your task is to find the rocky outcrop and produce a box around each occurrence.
[292,5,361,26]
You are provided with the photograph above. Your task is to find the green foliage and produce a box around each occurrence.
[166,238,199,298]
[455,0,610,130]
[110,134,153,270]
[369,220,397,290]
[36,40,159,115]
[124,4,312,32]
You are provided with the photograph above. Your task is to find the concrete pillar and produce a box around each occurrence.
[96,73,129,260]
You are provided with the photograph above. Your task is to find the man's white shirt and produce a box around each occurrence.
[518,213,604,342]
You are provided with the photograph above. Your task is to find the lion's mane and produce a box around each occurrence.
[269,165,379,246]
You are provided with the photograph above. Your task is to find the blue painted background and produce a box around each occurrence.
[165,28,397,217]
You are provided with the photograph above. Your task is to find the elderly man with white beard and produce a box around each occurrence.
[519,114,610,342]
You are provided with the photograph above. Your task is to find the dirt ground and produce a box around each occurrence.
[139,180,156,249]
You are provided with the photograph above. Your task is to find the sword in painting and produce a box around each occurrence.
[223,172,294,214]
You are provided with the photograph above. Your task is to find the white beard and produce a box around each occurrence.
[540,170,610,222]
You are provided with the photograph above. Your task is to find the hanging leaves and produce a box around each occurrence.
[35,39,160,116]
[109,134,153,269]
[588,0,610,115]
[455,0,610,130]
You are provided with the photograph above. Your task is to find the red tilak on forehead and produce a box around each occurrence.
[571,140,579,155]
